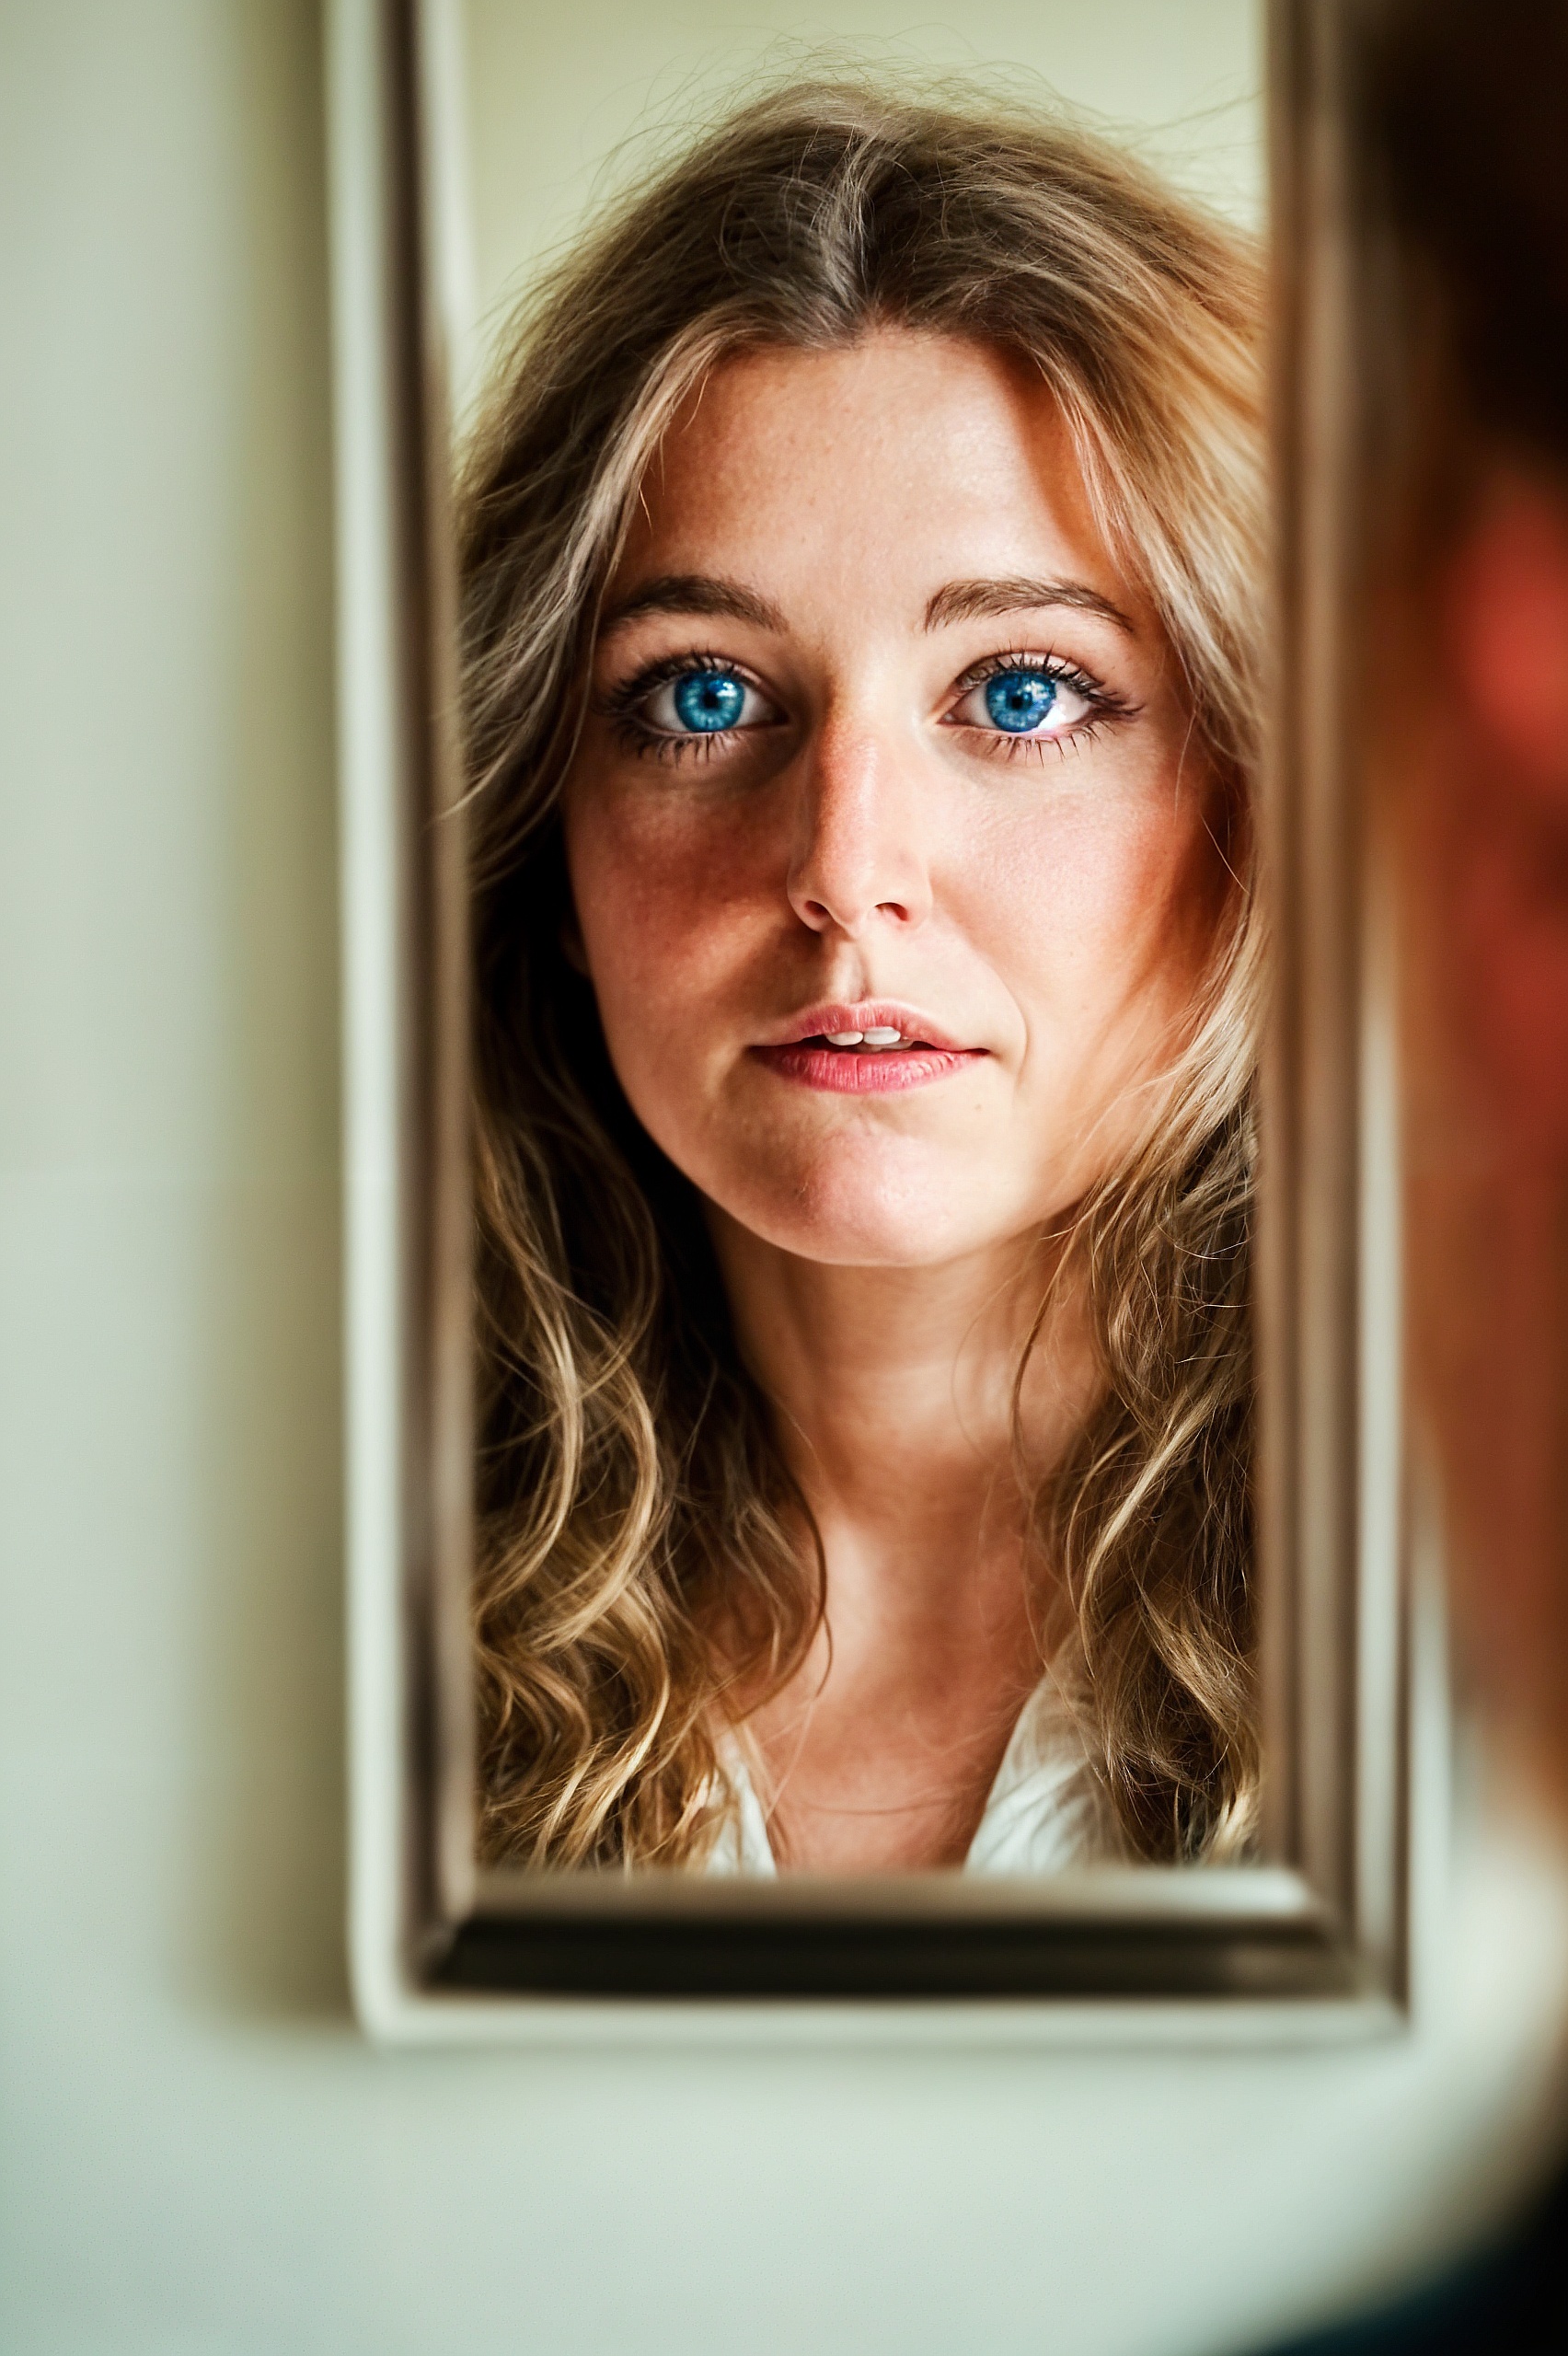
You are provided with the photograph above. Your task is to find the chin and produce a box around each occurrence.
[721,1143,1009,1268]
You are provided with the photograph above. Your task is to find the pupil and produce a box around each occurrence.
[985,670,1056,733]
[674,672,745,733]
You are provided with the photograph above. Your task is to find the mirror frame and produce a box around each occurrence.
[328,0,1415,2036]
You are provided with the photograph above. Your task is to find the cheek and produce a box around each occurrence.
[563,787,771,1056]
[964,788,1215,1022]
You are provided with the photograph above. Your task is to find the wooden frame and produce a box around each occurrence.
[328,0,1414,2037]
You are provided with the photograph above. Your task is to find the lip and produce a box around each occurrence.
[758,1001,975,1054]
[751,1000,986,1094]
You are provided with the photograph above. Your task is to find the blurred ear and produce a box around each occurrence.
[1446,481,1568,791]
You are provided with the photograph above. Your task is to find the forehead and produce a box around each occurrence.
[615,329,1124,613]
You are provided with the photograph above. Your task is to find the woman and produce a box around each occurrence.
[461,84,1265,1875]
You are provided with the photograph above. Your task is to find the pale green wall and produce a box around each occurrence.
[6,6,1568,2354]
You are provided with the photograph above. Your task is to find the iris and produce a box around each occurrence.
[674,670,745,733]
[985,669,1057,733]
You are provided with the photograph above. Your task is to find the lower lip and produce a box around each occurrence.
[753,1044,985,1093]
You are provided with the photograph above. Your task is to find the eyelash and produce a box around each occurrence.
[596,645,1135,765]
[949,649,1136,764]
[598,653,764,765]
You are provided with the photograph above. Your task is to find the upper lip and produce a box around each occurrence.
[758,1001,978,1053]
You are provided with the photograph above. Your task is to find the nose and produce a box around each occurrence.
[785,720,933,939]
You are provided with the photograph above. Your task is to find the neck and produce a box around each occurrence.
[711,1214,1098,1671]
[709,1216,1095,1530]
[705,1215,1101,1867]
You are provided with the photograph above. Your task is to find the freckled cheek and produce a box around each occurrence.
[959,801,1209,1019]
[566,798,778,1053]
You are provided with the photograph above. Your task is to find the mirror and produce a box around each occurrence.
[329,0,1410,2016]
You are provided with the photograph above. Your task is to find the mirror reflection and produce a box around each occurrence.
[454,16,1265,1876]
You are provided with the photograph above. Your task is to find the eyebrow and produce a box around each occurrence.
[923,577,1137,635]
[596,570,1136,641]
[598,572,786,635]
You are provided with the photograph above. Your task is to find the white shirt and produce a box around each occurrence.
[704,1678,1111,1876]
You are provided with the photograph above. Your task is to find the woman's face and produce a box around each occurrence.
[560,329,1228,1268]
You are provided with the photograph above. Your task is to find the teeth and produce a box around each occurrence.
[818,1024,912,1050]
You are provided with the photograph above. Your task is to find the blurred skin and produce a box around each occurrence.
[1398,471,1568,1810]
[560,329,1229,1867]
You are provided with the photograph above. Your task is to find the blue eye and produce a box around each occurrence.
[622,661,782,748]
[672,670,746,733]
[984,669,1058,733]
[947,661,1094,743]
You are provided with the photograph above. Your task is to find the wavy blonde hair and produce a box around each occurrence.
[461,82,1266,1868]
